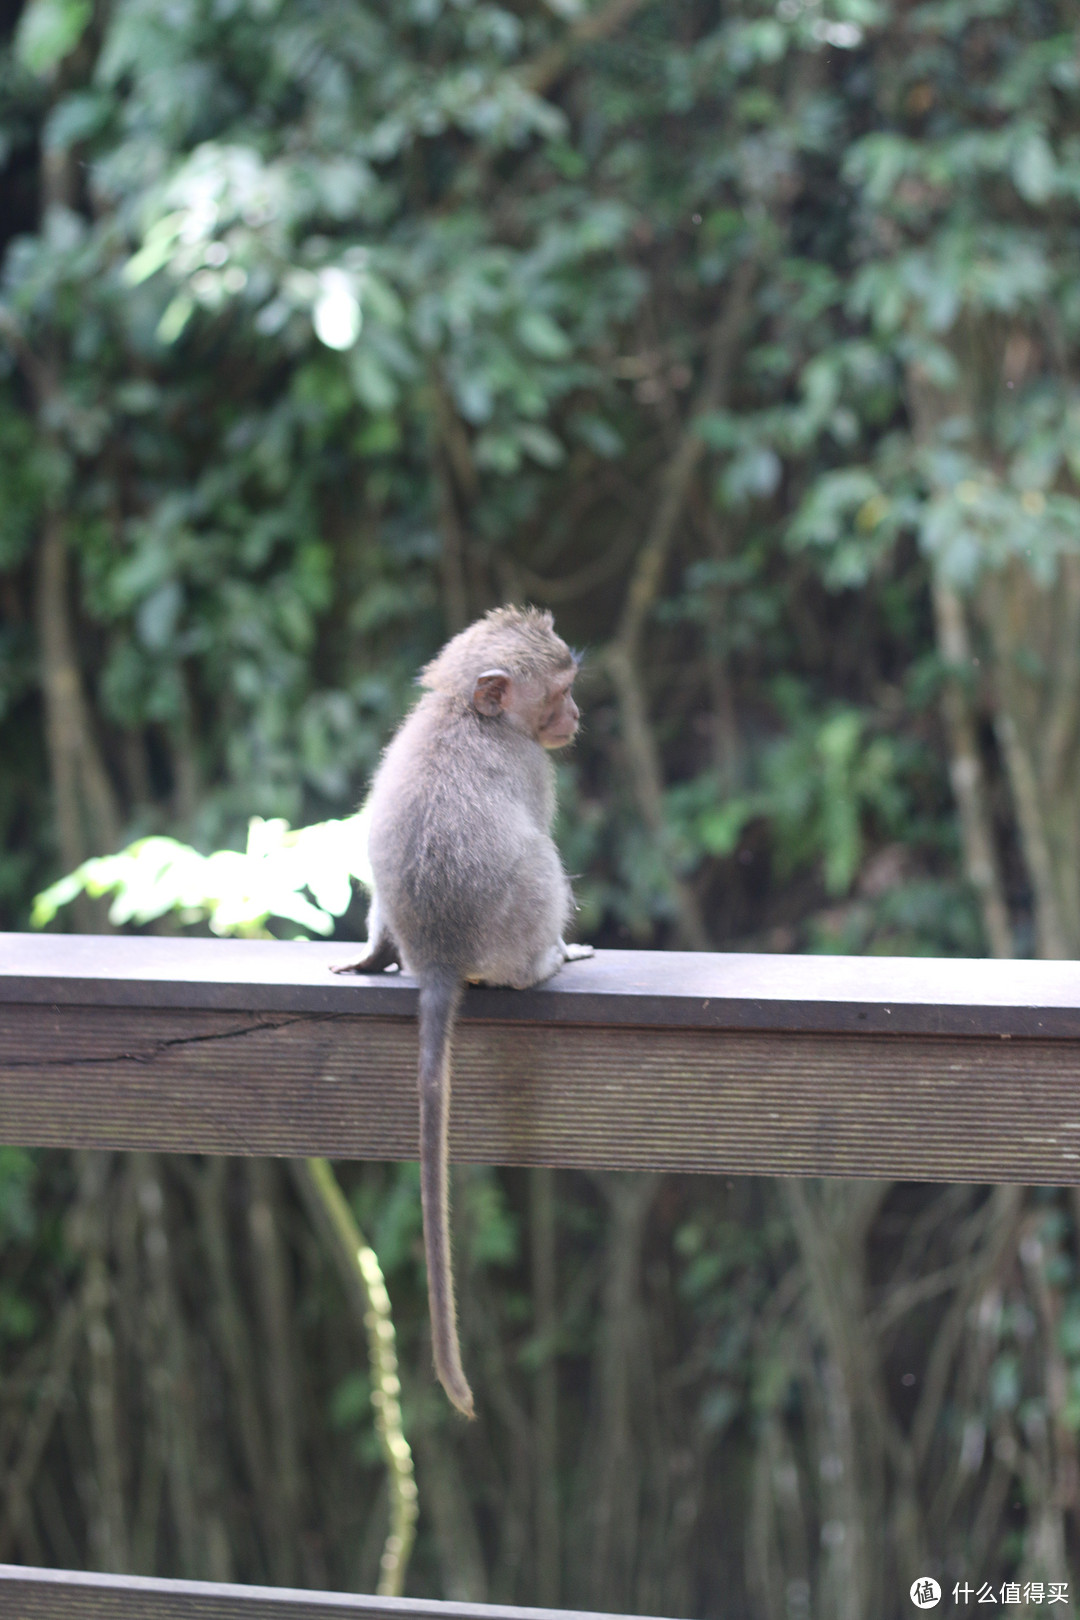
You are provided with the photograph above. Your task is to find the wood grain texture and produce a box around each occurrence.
[0,1567,663,1620]
[5,931,1080,1035]
[1,936,1080,1180]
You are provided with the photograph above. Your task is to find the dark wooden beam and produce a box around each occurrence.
[0,1566,659,1620]
[2,932,1080,1182]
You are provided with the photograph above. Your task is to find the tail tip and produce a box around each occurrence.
[443,1374,475,1420]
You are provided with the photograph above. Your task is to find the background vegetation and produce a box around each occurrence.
[2,0,1080,1613]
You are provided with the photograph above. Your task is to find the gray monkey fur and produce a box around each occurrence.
[333,606,592,1417]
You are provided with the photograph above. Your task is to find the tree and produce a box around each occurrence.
[5,0,1080,1611]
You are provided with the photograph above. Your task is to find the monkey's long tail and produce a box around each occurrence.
[418,968,474,1418]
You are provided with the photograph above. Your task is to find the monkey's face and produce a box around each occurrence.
[532,674,580,749]
[472,666,580,746]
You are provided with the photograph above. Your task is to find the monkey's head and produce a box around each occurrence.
[421,605,581,749]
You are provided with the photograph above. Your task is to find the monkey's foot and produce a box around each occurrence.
[561,941,595,963]
[330,940,401,975]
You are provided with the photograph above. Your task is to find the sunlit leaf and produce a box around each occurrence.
[15,0,91,76]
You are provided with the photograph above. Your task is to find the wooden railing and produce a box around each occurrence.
[2,930,1080,1617]
[1,932,1079,1180]
[0,1565,645,1620]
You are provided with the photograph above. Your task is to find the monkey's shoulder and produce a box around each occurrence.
[378,693,551,797]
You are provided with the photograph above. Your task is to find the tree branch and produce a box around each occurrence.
[615,259,757,653]
[604,259,758,950]
[0,1298,81,1559]
[429,376,473,634]
[519,0,652,96]
[76,1151,129,1572]
[245,1159,302,1588]
[929,579,1013,958]
[981,569,1070,958]
[530,1166,561,1607]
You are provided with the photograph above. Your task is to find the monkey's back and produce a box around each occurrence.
[366,692,571,981]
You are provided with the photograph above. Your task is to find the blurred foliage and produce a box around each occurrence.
[31,810,371,934]
[0,0,988,951]
[4,0,1080,1612]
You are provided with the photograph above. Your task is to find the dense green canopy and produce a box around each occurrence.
[3,0,1080,1614]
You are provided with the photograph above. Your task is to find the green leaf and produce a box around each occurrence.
[516,422,564,467]
[474,429,522,474]
[157,295,195,345]
[123,215,185,286]
[1012,130,1056,203]
[15,0,91,76]
[31,814,372,939]
[516,311,572,360]
[697,800,755,857]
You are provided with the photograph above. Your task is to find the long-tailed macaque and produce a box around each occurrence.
[333,606,592,1417]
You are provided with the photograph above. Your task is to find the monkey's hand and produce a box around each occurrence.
[560,941,595,963]
[330,939,402,975]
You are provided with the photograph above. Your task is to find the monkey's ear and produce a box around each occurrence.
[472,668,511,716]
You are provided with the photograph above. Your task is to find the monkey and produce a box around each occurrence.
[332,605,593,1418]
